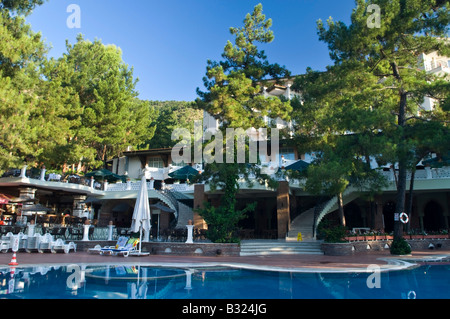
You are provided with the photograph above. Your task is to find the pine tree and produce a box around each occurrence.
[297,0,450,242]
[195,4,291,242]
[0,1,49,173]
[55,35,152,168]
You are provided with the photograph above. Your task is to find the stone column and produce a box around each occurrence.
[193,184,207,230]
[20,165,27,178]
[149,178,155,190]
[374,197,384,232]
[19,187,37,212]
[286,83,292,100]
[82,224,90,241]
[107,221,114,241]
[72,195,87,218]
[40,166,46,181]
[277,181,290,239]
[186,225,194,244]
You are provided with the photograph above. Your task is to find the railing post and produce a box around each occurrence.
[107,222,114,241]
[425,166,432,179]
[40,166,46,181]
[83,222,90,241]
[20,165,27,178]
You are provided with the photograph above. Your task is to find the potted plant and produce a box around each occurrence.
[424,230,448,239]
[322,225,348,243]
[375,231,386,241]
[408,229,424,240]
[365,231,375,241]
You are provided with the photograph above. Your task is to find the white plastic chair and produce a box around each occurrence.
[26,234,42,253]
[52,238,77,254]
[38,233,57,253]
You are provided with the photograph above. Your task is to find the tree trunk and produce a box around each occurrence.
[337,192,346,227]
[405,167,416,233]
[394,90,408,240]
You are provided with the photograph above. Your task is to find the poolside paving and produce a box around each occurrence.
[1,249,449,272]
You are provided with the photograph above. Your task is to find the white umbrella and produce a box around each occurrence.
[130,175,151,255]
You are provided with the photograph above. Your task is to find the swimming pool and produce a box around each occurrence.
[0,264,448,299]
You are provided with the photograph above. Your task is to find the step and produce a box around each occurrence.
[240,240,324,256]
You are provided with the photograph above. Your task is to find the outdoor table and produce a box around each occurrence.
[68,227,83,240]
[50,227,67,240]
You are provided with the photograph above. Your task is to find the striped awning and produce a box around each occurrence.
[0,194,15,204]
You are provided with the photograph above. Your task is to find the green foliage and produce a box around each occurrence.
[194,4,291,241]
[197,201,256,244]
[390,237,412,255]
[294,0,450,237]
[52,35,152,168]
[317,219,348,243]
[0,3,49,173]
[322,225,348,243]
[140,101,202,149]
[0,0,45,15]
[0,2,156,173]
[196,3,292,130]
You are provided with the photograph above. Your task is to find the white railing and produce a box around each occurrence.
[164,183,194,192]
[106,181,154,192]
[106,181,195,193]
[380,166,450,182]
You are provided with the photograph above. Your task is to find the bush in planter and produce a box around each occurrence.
[323,225,348,243]
[390,237,411,255]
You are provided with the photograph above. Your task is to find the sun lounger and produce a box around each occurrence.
[0,238,10,253]
[88,244,102,254]
[51,238,77,253]
[0,232,27,253]
[25,234,42,253]
[97,236,128,255]
[100,237,140,257]
[38,233,57,253]
[0,232,14,253]
[17,232,28,251]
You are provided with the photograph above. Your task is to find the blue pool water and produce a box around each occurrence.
[0,264,448,299]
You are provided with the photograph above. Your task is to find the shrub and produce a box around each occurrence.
[390,237,411,255]
[322,225,348,243]
[196,201,256,243]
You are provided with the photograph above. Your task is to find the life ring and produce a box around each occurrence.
[399,212,409,224]
[407,290,416,299]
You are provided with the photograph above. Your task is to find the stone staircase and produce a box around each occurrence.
[175,201,194,228]
[286,208,315,241]
[240,239,323,256]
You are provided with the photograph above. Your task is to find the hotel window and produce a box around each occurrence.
[148,157,164,168]
[279,147,296,162]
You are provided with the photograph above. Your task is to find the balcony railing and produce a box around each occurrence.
[380,166,450,181]
[105,181,194,193]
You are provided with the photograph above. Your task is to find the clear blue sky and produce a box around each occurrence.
[26,0,356,101]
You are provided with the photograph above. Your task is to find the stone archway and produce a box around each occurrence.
[344,202,363,230]
[423,200,445,232]
[98,199,135,226]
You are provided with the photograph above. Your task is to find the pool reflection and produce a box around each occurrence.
[0,264,449,299]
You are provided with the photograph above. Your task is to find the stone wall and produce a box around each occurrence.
[322,239,450,256]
